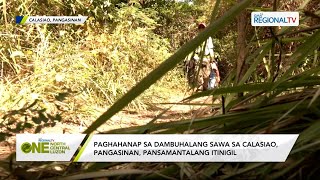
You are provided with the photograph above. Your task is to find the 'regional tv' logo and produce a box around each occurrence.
[21,138,70,154]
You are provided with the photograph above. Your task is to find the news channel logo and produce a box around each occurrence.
[251,12,299,26]
[20,138,70,154]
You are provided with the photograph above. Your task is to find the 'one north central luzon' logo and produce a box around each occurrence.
[251,12,299,26]
[21,138,70,154]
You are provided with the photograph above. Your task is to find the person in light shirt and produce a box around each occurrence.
[194,23,220,90]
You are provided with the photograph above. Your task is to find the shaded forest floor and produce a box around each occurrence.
[0,92,219,161]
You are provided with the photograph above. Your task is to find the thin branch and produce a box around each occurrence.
[277,24,320,37]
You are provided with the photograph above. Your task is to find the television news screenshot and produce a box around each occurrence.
[0,0,319,179]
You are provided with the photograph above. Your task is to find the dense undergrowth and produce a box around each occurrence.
[0,1,192,139]
[1,0,320,179]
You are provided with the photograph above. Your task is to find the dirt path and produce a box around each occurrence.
[0,92,217,161]
[39,92,215,134]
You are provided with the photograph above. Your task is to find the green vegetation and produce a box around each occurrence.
[0,0,189,130]
[1,0,320,179]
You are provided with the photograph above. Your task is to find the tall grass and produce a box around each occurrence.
[77,0,319,179]
[0,0,319,179]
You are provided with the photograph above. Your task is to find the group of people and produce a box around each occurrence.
[184,23,221,92]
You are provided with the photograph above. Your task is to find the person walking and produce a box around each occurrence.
[194,23,221,91]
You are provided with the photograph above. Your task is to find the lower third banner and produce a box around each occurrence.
[16,134,298,162]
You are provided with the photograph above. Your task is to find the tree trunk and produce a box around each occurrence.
[236,0,248,97]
